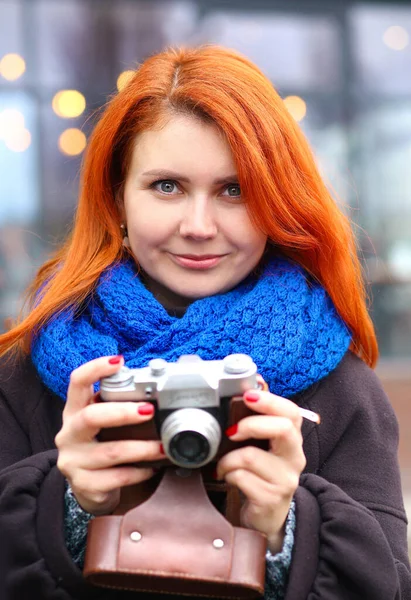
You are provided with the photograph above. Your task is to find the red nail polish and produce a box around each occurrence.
[244,391,260,402]
[138,403,154,415]
[159,443,165,455]
[108,355,123,365]
[212,468,219,480]
[225,424,238,437]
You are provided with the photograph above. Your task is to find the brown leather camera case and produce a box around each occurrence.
[83,467,267,598]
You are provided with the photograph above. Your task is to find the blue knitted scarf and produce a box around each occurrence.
[31,257,351,401]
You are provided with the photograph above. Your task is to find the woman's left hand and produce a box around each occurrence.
[215,390,306,554]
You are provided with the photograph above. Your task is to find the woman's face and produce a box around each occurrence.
[122,114,267,309]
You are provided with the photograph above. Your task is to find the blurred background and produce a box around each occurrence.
[0,0,410,537]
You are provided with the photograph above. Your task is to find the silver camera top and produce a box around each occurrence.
[100,353,257,410]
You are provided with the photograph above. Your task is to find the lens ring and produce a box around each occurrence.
[161,408,221,468]
[169,430,210,466]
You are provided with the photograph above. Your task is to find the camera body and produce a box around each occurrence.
[98,353,267,468]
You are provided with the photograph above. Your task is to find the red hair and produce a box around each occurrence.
[0,45,378,366]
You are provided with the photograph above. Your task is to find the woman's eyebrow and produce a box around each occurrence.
[140,169,239,185]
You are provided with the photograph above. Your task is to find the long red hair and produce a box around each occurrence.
[0,45,378,366]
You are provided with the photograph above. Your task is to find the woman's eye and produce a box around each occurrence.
[152,180,179,194]
[223,184,241,198]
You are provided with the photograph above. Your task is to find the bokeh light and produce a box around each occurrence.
[383,26,409,51]
[284,95,307,122]
[52,90,86,118]
[58,128,87,156]
[0,109,25,140]
[0,108,31,152]
[0,53,26,81]
[5,128,31,152]
[116,70,134,91]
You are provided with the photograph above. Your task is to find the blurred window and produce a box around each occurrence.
[349,4,411,357]
[0,91,39,224]
[350,4,411,95]
[197,11,341,92]
[0,1,24,59]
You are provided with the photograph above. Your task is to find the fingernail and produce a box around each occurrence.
[212,468,220,480]
[108,355,123,365]
[159,443,165,455]
[225,424,238,437]
[244,391,260,402]
[137,403,154,415]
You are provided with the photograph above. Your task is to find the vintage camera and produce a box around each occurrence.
[98,354,267,469]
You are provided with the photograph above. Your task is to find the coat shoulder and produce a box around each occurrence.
[300,350,391,415]
[298,350,399,477]
[0,351,51,426]
[0,351,44,393]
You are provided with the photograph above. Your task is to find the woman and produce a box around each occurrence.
[0,45,409,600]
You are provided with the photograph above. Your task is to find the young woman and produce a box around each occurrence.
[0,45,409,600]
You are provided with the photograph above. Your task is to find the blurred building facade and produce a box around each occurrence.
[0,0,410,519]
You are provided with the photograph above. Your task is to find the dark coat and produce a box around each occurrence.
[0,351,410,600]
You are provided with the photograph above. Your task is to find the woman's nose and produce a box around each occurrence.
[179,197,218,239]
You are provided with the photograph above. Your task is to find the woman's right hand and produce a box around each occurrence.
[55,355,164,516]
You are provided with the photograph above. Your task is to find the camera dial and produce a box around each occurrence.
[223,354,254,374]
[101,366,134,388]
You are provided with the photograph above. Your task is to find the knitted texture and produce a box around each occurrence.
[64,483,94,568]
[265,500,296,600]
[31,257,351,400]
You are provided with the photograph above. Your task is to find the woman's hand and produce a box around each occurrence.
[215,390,306,554]
[55,355,164,516]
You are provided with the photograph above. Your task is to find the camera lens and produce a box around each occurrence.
[161,408,221,468]
[169,431,209,466]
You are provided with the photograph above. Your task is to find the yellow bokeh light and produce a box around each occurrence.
[284,96,307,122]
[58,128,87,156]
[117,70,134,92]
[52,90,86,118]
[5,128,31,152]
[0,109,25,140]
[0,53,26,81]
[383,26,409,50]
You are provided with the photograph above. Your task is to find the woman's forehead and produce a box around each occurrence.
[128,115,237,180]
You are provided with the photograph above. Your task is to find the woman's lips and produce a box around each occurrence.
[169,254,226,270]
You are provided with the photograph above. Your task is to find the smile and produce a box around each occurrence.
[169,254,226,270]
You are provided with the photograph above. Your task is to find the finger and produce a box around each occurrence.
[216,445,305,485]
[64,355,125,417]
[70,465,155,504]
[223,468,286,507]
[226,415,304,463]
[225,415,302,442]
[243,390,302,427]
[217,445,284,482]
[75,439,164,470]
[58,400,156,443]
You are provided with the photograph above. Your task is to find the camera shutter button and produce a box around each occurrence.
[223,354,253,374]
[149,358,167,376]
